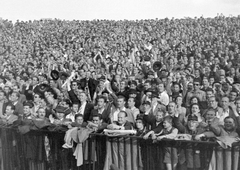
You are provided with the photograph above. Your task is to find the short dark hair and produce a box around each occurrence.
[163,116,173,124]
[128,97,136,103]
[11,92,20,98]
[119,110,128,117]
[118,95,126,102]
[92,113,102,120]
[224,116,235,123]
[97,95,107,103]
[75,114,83,120]
[6,103,15,111]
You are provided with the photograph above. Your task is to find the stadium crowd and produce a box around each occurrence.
[0,15,240,170]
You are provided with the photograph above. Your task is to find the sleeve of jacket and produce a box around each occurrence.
[84,104,94,122]
[68,89,80,104]
[173,116,185,133]
[209,118,221,136]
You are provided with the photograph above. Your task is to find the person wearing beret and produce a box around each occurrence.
[49,105,72,125]
[22,101,35,120]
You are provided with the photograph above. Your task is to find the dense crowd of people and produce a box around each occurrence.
[0,15,240,170]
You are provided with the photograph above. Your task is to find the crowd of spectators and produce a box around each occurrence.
[0,15,240,170]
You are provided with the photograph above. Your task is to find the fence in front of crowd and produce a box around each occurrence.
[0,127,239,170]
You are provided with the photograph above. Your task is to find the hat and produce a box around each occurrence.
[148,71,154,76]
[144,56,151,61]
[151,78,161,85]
[142,101,151,105]
[187,114,198,121]
[231,88,238,94]
[50,70,59,80]
[33,84,50,95]
[102,89,109,94]
[23,101,34,108]
[59,72,69,80]
[144,88,154,94]
[151,91,159,98]
[39,73,47,79]
[128,89,138,96]
[212,81,221,86]
[98,76,105,81]
[27,62,34,67]
[233,79,240,85]
[129,80,137,86]
[55,106,71,115]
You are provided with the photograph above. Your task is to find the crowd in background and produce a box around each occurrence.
[0,15,240,170]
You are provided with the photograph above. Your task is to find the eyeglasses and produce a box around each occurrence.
[194,84,200,86]
[72,84,77,86]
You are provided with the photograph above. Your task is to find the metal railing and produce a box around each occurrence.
[0,127,239,170]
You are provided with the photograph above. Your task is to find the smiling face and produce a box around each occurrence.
[118,111,127,125]
[163,120,171,129]
[136,119,144,130]
[224,118,235,131]
[187,120,199,131]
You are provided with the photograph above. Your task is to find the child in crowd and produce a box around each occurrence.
[156,116,178,170]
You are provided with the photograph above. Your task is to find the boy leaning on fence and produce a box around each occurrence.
[155,116,179,170]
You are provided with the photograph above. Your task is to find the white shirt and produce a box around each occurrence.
[113,107,126,122]
[217,109,229,125]
[152,102,158,113]
[144,108,152,115]
[97,108,105,115]
[130,107,140,120]
[79,101,87,115]
[66,112,76,122]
